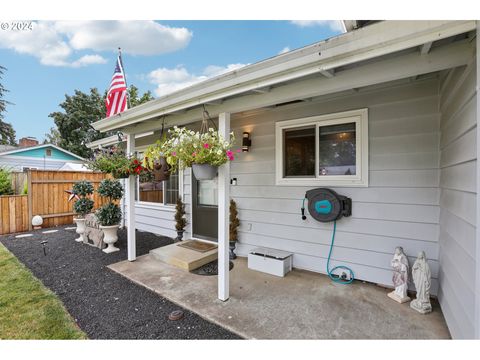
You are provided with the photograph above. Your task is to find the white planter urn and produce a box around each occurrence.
[73,218,87,243]
[100,225,120,253]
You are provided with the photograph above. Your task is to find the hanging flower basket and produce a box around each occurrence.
[192,163,218,180]
[87,147,148,179]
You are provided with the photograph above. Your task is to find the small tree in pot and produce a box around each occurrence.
[96,179,124,253]
[72,181,94,243]
[175,197,187,242]
[229,199,240,259]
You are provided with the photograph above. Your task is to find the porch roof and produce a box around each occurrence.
[92,20,476,134]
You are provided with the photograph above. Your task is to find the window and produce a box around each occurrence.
[45,149,52,157]
[275,109,368,187]
[135,153,180,206]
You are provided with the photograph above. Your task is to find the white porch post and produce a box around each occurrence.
[126,133,136,262]
[218,112,231,301]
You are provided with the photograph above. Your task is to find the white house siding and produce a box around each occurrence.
[228,78,442,295]
[438,63,477,339]
[0,156,77,171]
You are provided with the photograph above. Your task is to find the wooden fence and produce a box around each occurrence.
[0,170,111,235]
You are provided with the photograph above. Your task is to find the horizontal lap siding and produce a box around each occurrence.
[229,79,441,294]
[438,64,477,339]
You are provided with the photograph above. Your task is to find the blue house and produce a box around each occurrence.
[0,144,86,171]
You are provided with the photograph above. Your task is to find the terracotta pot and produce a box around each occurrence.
[73,218,86,243]
[100,225,120,253]
[192,163,218,180]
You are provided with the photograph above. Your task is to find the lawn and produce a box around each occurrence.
[0,243,86,339]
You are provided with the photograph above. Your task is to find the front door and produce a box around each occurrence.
[192,172,218,241]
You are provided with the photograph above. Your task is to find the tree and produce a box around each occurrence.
[43,126,62,145]
[49,85,154,158]
[0,66,16,146]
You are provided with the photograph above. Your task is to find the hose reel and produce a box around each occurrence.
[301,188,352,222]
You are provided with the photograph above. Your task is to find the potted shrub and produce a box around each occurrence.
[87,147,147,179]
[72,180,94,243]
[160,126,237,180]
[229,199,240,260]
[96,179,124,253]
[174,197,187,242]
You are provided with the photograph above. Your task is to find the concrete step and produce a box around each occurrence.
[150,241,218,271]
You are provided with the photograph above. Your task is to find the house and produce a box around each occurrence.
[91,20,480,339]
[0,143,87,171]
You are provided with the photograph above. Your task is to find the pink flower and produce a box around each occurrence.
[226,150,233,157]
[228,155,234,161]
[192,152,197,157]
[236,149,242,153]
[203,143,209,149]
[171,151,177,156]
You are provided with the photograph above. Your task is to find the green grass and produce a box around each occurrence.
[0,243,87,339]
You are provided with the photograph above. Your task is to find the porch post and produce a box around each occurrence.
[126,133,136,262]
[218,112,231,301]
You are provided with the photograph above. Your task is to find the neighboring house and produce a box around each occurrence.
[0,144,87,171]
[91,21,480,339]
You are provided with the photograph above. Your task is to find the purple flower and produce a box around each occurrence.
[171,151,177,156]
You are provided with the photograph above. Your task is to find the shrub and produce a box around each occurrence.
[73,198,94,217]
[72,180,94,197]
[97,179,123,201]
[96,179,124,227]
[21,181,28,195]
[229,199,240,243]
[95,203,122,227]
[175,197,187,231]
[72,180,94,217]
[0,168,13,196]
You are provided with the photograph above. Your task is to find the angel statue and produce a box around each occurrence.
[387,246,410,303]
[410,251,432,314]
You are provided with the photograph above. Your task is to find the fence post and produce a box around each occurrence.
[27,170,32,230]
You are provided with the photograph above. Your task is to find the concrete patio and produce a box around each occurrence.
[108,255,450,339]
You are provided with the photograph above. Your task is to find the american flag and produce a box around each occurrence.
[106,54,128,117]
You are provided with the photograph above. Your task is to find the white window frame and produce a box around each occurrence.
[275,108,369,187]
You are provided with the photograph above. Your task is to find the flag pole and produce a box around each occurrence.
[118,47,132,109]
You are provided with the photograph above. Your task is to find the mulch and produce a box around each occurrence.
[0,227,241,339]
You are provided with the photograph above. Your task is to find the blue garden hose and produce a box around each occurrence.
[327,221,355,284]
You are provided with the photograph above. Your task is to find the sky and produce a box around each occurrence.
[0,20,343,142]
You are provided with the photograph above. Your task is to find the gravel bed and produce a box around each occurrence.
[0,227,241,339]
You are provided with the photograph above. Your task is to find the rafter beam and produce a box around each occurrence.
[420,42,433,55]
[320,69,335,78]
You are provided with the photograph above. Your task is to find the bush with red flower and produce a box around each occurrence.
[87,146,148,179]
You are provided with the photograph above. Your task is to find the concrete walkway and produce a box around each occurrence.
[108,255,450,339]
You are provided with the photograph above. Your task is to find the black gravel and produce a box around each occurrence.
[0,227,241,339]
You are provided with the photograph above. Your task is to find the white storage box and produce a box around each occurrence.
[247,247,293,277]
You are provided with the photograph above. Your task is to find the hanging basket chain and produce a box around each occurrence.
[200,104,217,134]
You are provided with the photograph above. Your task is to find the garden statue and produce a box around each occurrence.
[388,246,410,303]
[410,251,432,314]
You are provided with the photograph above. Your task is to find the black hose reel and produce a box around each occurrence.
[301,188,352,222]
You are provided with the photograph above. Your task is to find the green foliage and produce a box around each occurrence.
[97,179,123,201]
[73,198,94,217]
[0,66,16,146]
[148,126,236,173]
[174,197,187,231]
[0,168,13,195]
[0,243,87,339]
[95,203,122,227]
[21,181,28,195]
[229,199,240,243]
[72,180,94,196]
[87,147,147,178]
[48,85,154,158]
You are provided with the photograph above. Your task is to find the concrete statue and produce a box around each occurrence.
[410,251,432,314]
[388,246,410,303]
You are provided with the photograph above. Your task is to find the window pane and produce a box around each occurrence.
[318,122,356,176]
[164,171,179,205]
[198,179,218,206]
[283,126,315,177]
[139,172,164,203]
